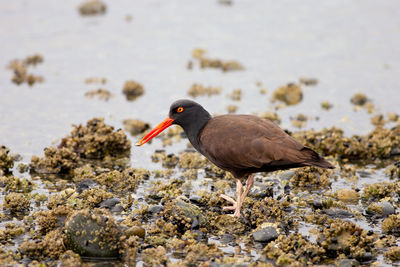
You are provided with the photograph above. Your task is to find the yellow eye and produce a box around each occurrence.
[177,107,184,113]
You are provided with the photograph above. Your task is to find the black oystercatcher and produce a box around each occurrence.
[136,99,334,217]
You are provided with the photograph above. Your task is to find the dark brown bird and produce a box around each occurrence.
[136,99,334,217]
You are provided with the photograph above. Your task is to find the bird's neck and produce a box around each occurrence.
[182,112,211,153]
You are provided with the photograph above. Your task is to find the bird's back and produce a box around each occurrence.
[198,114,333,178]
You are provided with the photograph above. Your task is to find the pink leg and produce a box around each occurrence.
[233,174,254,217]
[219,175,255,217]
[219,179,243,211]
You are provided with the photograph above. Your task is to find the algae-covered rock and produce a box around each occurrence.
[350,93,368,106]
[271,83,303,106]
[163,199,207,232]
[123,119,150,136]
[290,167,332,188]
[191,48,244,72]
[84,89,113,101]
[3,192,30,212]
[385,246,400,262]
[317,219,377,261]
[262,233,325,265]
[0,175,33,193]
[78,0,106,15]
[122,80,144,101]
[19,229,66,260]
[7,54,44,86]
[336,188,360,203]
[291,125,400,161]
[213,215,247,235]
[382,214,400,236]
[30,118,131,175]
[64,209,122,258]
[366,201,395,217]
[188,83,221,97]
[259,111,281,124]
[59,250,82,267]
[362,182,399,200]
[0,146,17,174]
[142,246,168,266]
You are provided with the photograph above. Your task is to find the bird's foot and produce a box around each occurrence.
[219,194,237,211]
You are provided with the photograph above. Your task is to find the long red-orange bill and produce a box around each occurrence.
[135,117,174,146]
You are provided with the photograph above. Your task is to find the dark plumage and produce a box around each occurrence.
[137,99,334,217]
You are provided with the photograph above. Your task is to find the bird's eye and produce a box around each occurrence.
[177,107,184,113]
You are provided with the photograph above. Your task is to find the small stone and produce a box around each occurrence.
[122,80,144,101]
[125,226,146,239]
[336,188,359,202]
[337,258,360,267]
[350,93,368,106]
[299,77,318,86]
[78,0,106,15]
[252,227,278,243]
[271,83,303,106]
[148,205,164,215]
[99,198,121,210]
[367,201,395,217]
[220,233,235,244]
[323,208,353,218]
[75,179,97,193]
[123,119,150,136]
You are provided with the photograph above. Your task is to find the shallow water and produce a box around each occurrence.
[1,0,400,266]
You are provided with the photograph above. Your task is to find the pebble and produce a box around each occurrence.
[336,188,360,202]
[252,227,278,243]
[148,205,164,215]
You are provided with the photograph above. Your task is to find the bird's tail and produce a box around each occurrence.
[301,147,335,169]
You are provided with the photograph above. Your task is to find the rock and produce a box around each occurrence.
[312,199,323,210]
[3,192,30,212]
[367,201,395,217]
[271,83,303,106]
[248,183,273,199]
[174,200,207,228]
[99,198,120,210]
[64,209,122,258]
[75,179,97,193]
[125,226,145,239]
[191,230,207,243]
[336,188,359,202]
[323,208,354,218]
[337,258,360,267]
[252,227,279,243]
[148,205,164,215]
[356,252,374,262]
[123,119,150,136]
[78,0,106,16]
[220,233,235,244]
[122,80,144,101]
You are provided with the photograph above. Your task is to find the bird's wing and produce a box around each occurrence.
[199,115,306,170]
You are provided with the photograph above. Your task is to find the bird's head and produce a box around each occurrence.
[135,99,209,146]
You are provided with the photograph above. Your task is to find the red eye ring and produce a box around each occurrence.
[177,107,184,113]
